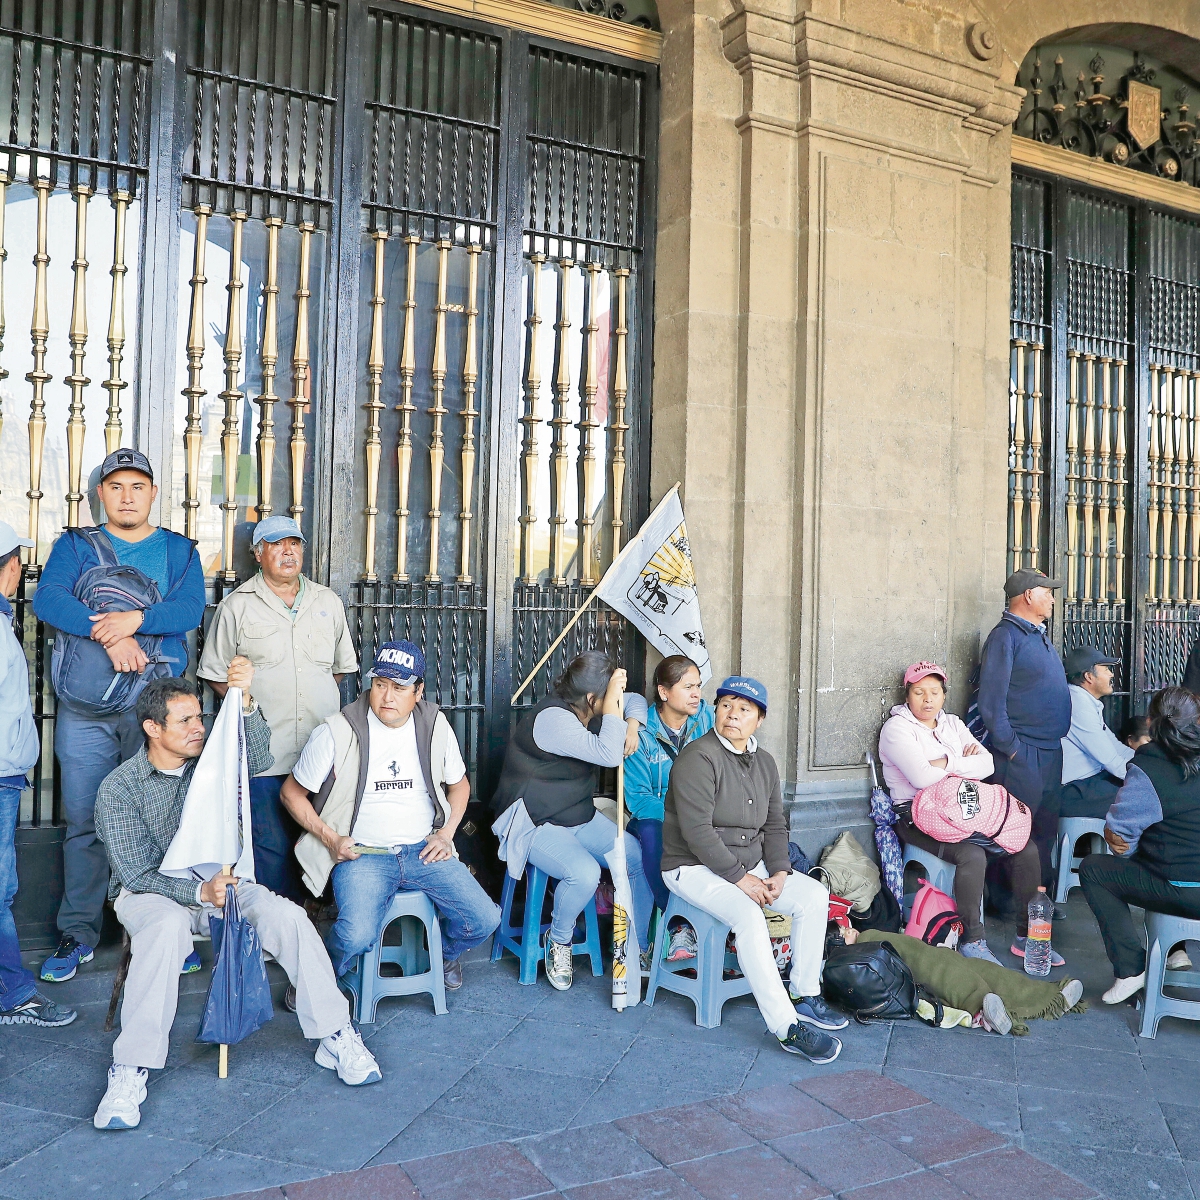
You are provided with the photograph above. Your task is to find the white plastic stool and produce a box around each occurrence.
[901,842,984,926]
[1053,817,1110,904]
[1139,912,1200,1039]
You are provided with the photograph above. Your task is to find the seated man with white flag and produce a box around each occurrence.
[93,661,380,1131]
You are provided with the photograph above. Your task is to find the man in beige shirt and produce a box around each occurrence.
[199,516,357,903]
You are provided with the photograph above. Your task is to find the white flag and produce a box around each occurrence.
[595,487,710,683]
[160,688,255,883]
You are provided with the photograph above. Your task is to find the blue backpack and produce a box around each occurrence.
[50,527,173,716]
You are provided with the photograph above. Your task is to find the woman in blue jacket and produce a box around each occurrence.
[624,654,714,960]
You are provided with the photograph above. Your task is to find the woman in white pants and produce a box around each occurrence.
[661,675,845,1063]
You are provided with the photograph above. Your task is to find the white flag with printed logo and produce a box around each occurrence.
[160,689,255,884]
[595,486,710,684]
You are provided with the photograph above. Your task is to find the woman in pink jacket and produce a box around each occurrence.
[879,661,1041,966]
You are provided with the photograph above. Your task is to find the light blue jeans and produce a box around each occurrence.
[0,785,37,1011]
[527,810,654,947]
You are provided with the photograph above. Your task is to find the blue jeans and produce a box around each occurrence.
[326,844,501,977]
[250,776,306,903]
[627,816,669,912]
[55,703,143,947]
[0,785,36,1011]
[527,811,654,947]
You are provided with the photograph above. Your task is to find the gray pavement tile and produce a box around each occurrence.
[604,1034,755,1096]
[363,1004,520,1059]
[532,979,655,1032]
[1026,1139,1196,1200]
[518,1120,661,1189]
[368,1112,520,1164]
[1134,1018,1200,1062]
[481,1017,638,1080]
[2,1044,115,1119]
[404,1138,556,1200]
[137,1064,291,1145]
[1019,1084,1177,1156]
[884,1068,1022,1141]
[216,1048,470,1172]
[0,1031,59,1082]
[567,1081,715,1128]
[638,994,769,1049]
[1141,1055,1200,1108]
[452,959,564,1019]
[1015,1043,1153,1097]
[1,1001,121,1057]
[885,1023,1016,1083]
[0,1126,206,1200]
[143,1150,325,1200]
[738,1049,876,1092]
[430,1063,600,1134]
[1018,1006,1141,1052]
[1163,1102,1200,1161]
[0,1101,79,1169]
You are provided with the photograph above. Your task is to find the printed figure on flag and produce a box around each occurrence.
[597,487,711,684]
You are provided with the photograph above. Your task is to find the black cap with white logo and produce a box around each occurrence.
[99,447,154,484]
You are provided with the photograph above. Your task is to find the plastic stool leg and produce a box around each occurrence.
[582,899,604,977]
[1140,932,1166,1039]
[519,870,549,985]
[423,902,448,1016]
[492,874,516,963]
[358,942,383,1024]
[1054,832,1072,904]
[693,914,728,1029]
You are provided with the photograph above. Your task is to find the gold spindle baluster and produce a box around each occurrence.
[255,216,282,519]
[361,229,387,583]
[519,252,546,584]
[1164,367,1178,601]
[1065,350,1079,598]
[548,257,573,587]
[457,243,481,584]
[102,190,130,454]
[182,206,212,543]
[1011,340,1027,566]
[1174,369,1187,599]
[1191,371,1200,602]
[1097,356,1112,600]
[1114,360,1127,604]
[218,212,247,581]
[64,184,91,529]
[394,234,418,583]
[1080,354,1096,598]
[1149,365,1161,602]
[0,170,7,486]
[609,266,629,561]
[577,261,600,585]
[288,222,314,522]
[426,239,451,583]
[26,178,52,562]
[1029,344,1044,568]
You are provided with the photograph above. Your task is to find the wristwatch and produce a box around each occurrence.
[242,695,258,715]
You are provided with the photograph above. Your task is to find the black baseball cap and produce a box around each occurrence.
[1004,567,1063,598]
[1064,645,1120,677]
[99,447,154,484]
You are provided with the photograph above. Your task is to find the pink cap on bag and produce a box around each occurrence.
[903,660,947,686]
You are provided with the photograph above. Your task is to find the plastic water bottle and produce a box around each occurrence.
[1024,886,1054,978]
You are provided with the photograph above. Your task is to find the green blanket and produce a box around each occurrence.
[859,930,1087,1035]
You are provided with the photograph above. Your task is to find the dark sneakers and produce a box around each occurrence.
[779,1020,842,1064]
[792,992,850,1031]
[0,993,78,1027]
[39,935,94,982]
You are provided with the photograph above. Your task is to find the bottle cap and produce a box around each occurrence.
[1037,886,1046,892]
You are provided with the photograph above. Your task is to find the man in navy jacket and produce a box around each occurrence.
[979,568,1071,905]
[32,449,204,983]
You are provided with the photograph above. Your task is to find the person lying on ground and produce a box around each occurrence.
[661,676,847,1064]
[93,663,381,1132]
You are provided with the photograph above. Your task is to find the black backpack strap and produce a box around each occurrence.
[73,525,119,569]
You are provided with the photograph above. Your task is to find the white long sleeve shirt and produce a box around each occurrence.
[877,704,994,804]
[1061,684,1134,785]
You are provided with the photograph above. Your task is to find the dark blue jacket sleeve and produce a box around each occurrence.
[978,624,1017,757]
[31,534,99,636]
[139,540,205,636]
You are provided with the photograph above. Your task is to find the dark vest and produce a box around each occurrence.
[491,696,600,827]
[1131,742,1200,883]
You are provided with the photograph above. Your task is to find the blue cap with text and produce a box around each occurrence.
[369,639,425,685]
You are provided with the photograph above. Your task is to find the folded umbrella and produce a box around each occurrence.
[867,752,904,906]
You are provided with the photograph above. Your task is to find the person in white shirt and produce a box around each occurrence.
[281,640,500,994]
[1060,645,1135,820]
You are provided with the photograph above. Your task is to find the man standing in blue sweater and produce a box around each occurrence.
[979,568,1072,917]
[32,449,205,983]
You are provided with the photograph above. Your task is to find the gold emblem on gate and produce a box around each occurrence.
[1126,80,1162,150]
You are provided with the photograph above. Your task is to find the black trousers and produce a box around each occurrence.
[1079,853,1200,978]
[1058,772,1121,819]
[991,739,1062,889]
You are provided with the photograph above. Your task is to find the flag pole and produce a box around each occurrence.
[614,757,628,1013]
[509,483,681,707]
[218,864,233,1079]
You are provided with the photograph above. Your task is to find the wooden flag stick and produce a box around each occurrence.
[218,864,233,1079]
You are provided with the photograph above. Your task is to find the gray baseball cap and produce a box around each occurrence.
[99,447,154,483]
[0,520,33,558]
[252,515,307,546]
[1004,567,1063,598]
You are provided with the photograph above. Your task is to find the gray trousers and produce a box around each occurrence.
[56,704,143,947]
[113,883,349,1070]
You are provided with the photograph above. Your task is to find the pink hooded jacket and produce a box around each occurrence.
[877,703,994,804]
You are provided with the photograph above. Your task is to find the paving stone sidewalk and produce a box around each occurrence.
[0,892,1197,1200]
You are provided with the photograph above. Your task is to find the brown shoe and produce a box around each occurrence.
[443,957,463,991]
[284,984,297,1013]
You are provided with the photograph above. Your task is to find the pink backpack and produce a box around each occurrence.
[904,880,964,947]
[911,776,1031,854]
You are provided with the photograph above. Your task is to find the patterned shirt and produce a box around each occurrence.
[95,707,273,906]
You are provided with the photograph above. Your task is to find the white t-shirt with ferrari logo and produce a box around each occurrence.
[292,709,467,847]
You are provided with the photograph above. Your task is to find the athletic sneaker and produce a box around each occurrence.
[960,938,1004,966]
[1167,948,1193,970]
[544,934,574,991]
[779,1021,841,1064]
[1061,979,1084,1009]
[981,992,1012,1035]
[1102,973,1145,1005]
[93,1064,147,1130]
[1010,936,1065,968]
[666,923,697,962]
[791,992,849,1031]
[315,1024,382,1085]
[39,935,94,982]
[181,950,202,974]
[0,993,77,1027]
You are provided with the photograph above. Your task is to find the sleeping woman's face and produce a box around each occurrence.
[906,677,946,726]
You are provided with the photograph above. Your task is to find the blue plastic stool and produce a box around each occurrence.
[1052,817,1110,903]
[901,842,984,926]
[1139,912,1200,1039]
[340,890,447,1023]
[644,894,753,1028]
[490,865,604,985]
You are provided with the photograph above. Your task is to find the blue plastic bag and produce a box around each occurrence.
[196,884,274,1046]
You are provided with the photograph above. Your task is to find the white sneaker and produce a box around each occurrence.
[1102,973,1145,1005]
[544,935,574,991]
[1167,948,1193,971]
[981,993,1012,1036]
[315,1024,382,1086]
[93,1064,147,1130]
[1061,979,1084,1010]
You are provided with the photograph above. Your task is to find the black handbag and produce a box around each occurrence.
[822,940,922,1023]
